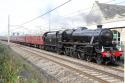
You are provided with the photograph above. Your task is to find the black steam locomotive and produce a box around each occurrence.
[43,26,122,64]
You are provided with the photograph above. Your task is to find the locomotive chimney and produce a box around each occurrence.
[97,25,102,29]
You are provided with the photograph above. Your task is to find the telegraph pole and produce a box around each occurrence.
[8,15,10,46]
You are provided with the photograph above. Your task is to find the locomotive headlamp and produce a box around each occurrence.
[101,46,104,52]
[119,47,122,51]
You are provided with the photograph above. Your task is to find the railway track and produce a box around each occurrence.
[20,44,124,74]
[10,43,124,83]
[106,65,124,72]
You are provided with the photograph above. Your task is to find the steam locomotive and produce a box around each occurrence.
[0,25,122,64]
[43,25,122,64]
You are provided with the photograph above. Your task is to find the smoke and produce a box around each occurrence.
[51,14,71,29]
[51,14,85,28]
[85,13,102,25]
[40,1,104,29]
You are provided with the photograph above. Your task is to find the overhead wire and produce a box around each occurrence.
[19,0,72,26]
[11,0,125,31]
[11,0,114,31]
[10,0,72,31]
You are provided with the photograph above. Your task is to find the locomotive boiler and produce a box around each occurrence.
[43,26,123,64]
[72,27,113,46]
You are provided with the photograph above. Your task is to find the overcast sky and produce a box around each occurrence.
[0,0,125,35]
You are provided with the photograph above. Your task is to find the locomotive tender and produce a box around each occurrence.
[43,26,122,64]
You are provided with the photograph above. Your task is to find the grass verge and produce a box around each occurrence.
[0,43,43,83]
